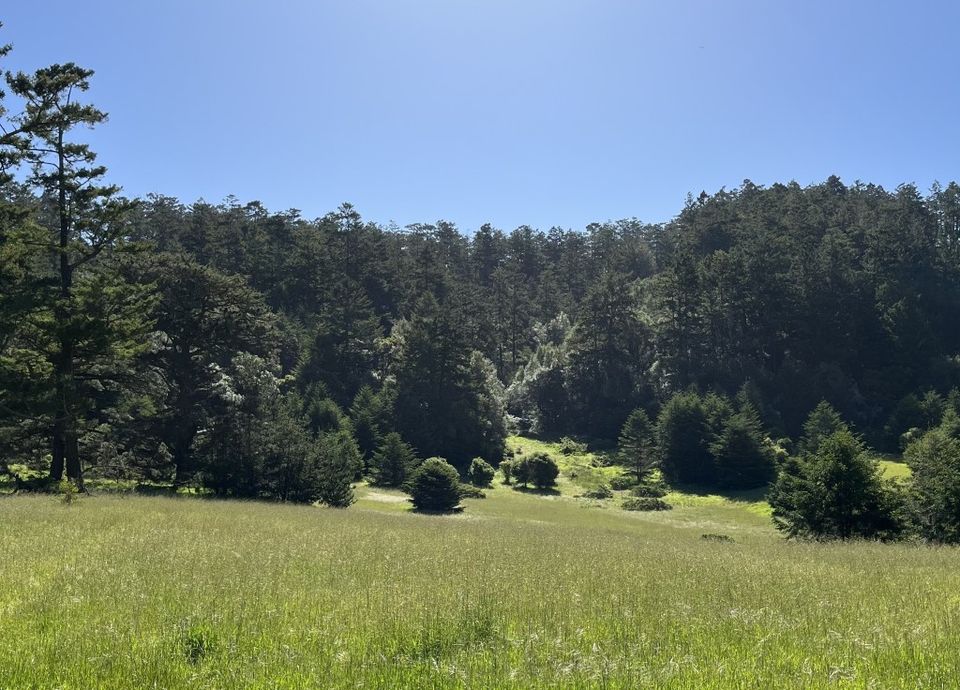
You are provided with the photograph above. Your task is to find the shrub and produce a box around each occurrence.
[609,474,638,491]
[458,483,486,499]
[630,482,667,498]
[701,533,735,543]
[622,497,671,511]
[558,436,587,455]
[581,484,613,499]
[59,478,79,505]
[406,458,462,512]
[468,457,496,486]
[500,459,514,484]
[514,452,559,489]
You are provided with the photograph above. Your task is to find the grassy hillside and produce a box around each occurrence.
[0,439,947,689]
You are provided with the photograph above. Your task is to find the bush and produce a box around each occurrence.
[581,484,613,499]
[406,458,462,512]
[468,457,496,486]
[500,459,514,484]
[630,482,668,498]
[458,483,486,499]
[558,436,587,455]
[514,452,559,489]
[622,497,671,511]
[609,474,638,491]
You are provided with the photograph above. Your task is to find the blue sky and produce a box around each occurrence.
[2,1,958,231]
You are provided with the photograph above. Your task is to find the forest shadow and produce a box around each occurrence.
[510,485,562,497]
[668,483,769,503]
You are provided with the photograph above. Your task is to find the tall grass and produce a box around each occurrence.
[1,482,958,689]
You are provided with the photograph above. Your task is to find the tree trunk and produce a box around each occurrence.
[49,122,82,490]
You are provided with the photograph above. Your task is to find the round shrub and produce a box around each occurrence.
[468,457,496,486]
[622,497,672,511]
[582,484,613,499]
[609,474,638,491]
[515,452,559,489]
[407,457,462,512]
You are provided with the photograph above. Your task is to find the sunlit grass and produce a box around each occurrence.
[0,439,952,688]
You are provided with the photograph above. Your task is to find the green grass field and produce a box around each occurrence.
[1,438,953,689]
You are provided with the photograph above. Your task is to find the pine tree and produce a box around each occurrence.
[710,403,775,489]
[369,432,418,487]
[618,409,656,482]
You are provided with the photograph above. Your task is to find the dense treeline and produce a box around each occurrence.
[3,40,960,525]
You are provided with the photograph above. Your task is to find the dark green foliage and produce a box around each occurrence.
[513,452,559,489]
[769,430,903,540]
[468,457,495,487]
[609,474,638,491]
[500,459,514,484]
[406,457,462,512]
[710,403,775,489]
[618,409,657,482]
[558,436,588,455]
[630,482,668,498]
[905,429,960,544]
[4,41,960,509]
[369,432,418,488]
[622,497,671,511]
[349,385,392,466]
[391,295,506,466]
[657,391,715,485]
[457,483,486,499]
[314,429,359,507]
[582,484,613,499]
[798,401,848,455]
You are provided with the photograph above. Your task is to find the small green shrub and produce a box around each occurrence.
[581,484,613,499]
[406,458,463,512]
[630,482,668,498]
[622,497,672,511]
[609,474,638,491]
[59,479,79,505]
[559,437,588,455]
[458,483,486,499]
[468,457,496,486]
[180,622,219,664]
[500,460,514,484]
[514,452,559,489]
[701,533,735,543]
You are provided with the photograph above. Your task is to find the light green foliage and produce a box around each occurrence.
[513,451,559,490]
[468,457,495,487]
[4,488,960,687]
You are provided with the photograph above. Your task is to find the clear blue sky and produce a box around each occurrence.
[3,1,958,231]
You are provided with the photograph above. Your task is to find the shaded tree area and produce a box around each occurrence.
[5,31,960,508]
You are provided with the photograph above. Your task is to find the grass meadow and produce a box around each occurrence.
[1,438,956,689]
